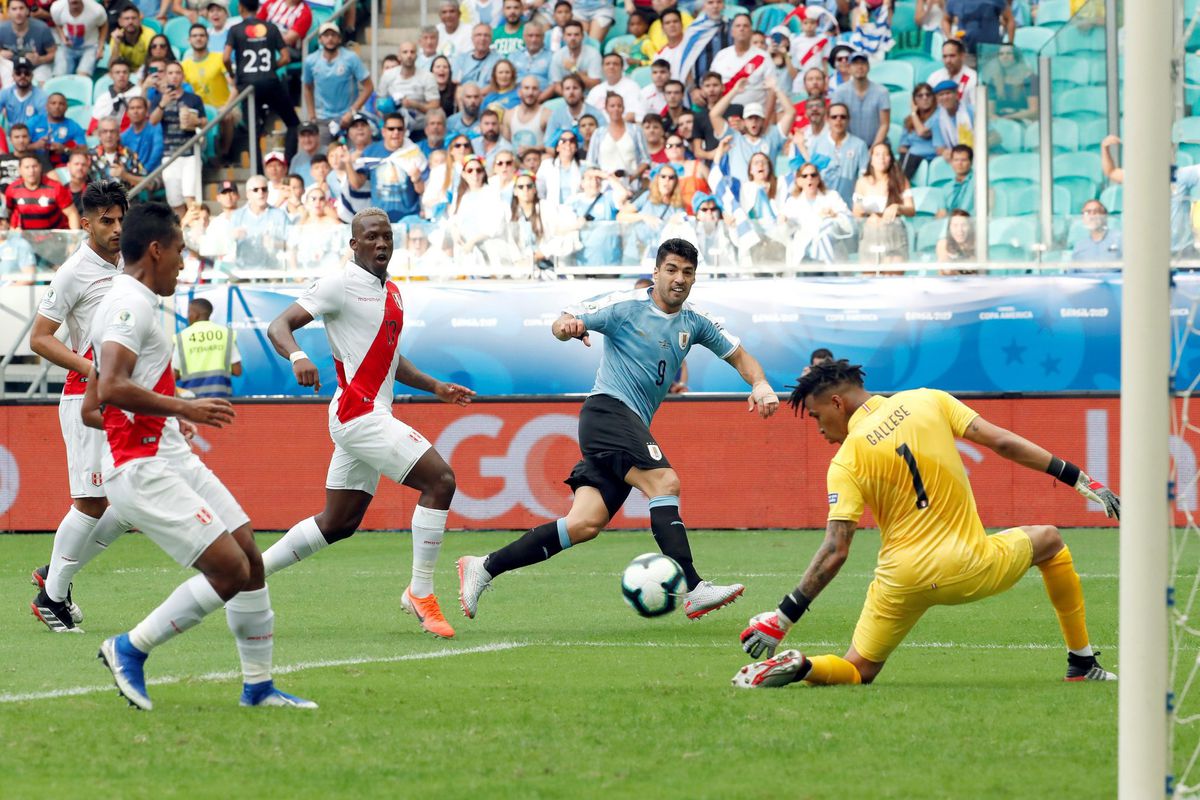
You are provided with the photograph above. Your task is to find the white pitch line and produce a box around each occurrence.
[0,641,527,705]
[0,638,1123,705]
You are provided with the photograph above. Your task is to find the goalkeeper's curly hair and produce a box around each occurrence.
[787,359,867,414]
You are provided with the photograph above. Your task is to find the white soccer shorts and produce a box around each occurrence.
[105,458,237,567]
[326,412,433,495]
[162,154,199,208]
[59,398,106,499]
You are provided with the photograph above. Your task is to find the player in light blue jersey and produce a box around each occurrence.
[458,239,781,620]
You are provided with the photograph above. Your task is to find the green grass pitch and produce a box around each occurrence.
[1,529,1123,798]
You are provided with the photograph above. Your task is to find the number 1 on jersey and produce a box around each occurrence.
[895,443,929,509]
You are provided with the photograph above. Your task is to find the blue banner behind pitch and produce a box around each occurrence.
[176,274,1200,397]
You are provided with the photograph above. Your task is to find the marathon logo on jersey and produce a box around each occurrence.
[828,492,838,505]
[647,443,662,461]
[195,508,213,525]
[678,332,690,350]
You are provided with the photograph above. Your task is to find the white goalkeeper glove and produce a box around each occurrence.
[740,611,791,658]
[748,381,779,419]
[1074,470,1121,520]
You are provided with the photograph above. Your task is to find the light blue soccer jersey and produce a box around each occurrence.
[567,287,742,426]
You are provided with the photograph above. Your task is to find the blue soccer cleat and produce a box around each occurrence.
[98,633,152,710]
[239,680,318,709]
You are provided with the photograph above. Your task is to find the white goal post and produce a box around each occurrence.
[1121,0,1172,796]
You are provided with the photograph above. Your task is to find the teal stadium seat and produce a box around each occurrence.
[992,183,1070,216]
[1022,118,1080,153]
[1013,26,1054,54]
[204,104,218,159]
[609,5,629,39]
[92,74,112,104]
[751,4,794,33]
[926,156,955,187]
[1035,0,1071,28]
[1053,151,1102,212]
[165,16,204,59]
[991,117,1027,153]
[1056,86,1106,122]
[1100,184,1122,214]
[629,66,653,87]
[988,215,1038,260]
[989,153,1039,187]
[1076,117,1108,152]
[723,4,749,20]
[1056,24,1105,53]
[604,34,635,56]
[891,0,919,35]
[912,57,941,86]
[143,17,162,34]
[1066,215,1121,248]
[889,89,911,119]
[1051,56,1092,89]
[873,61,915,93]
[45,74,93,108]
[888,122,903,146]
[914,217,945,255]
[65,105,92,132]
[543,96,566,114]
[909,185,944,216]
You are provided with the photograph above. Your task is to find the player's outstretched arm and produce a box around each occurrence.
[80,365,104,430]
[551,312,590,347]
[98,342,235,428]
[724,346,779,418]
[393,355,475,406]
[963,416,1120,519]
[267,303,320,391]
[740,519,858,657]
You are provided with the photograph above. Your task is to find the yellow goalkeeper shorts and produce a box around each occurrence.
[850,528,1034,663]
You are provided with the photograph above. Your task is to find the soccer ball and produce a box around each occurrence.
[621,553,685,618]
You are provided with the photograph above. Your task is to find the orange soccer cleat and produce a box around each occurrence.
[401,587,456,639]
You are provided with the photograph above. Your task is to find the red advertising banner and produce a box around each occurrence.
[0,397,1172,532]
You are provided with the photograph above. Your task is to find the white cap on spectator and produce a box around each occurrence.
[318,21,340,36]
[742,102,765,119]
[264,151,287,165]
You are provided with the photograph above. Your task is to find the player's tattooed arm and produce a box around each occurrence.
[796,519,857,600]
[552,312,590,346]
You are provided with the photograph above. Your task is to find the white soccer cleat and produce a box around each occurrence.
[683,580,744,619]
[456,556,492,619]
[731,649,812,689]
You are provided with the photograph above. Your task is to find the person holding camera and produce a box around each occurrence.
[147,60,205,215]
[568,165,628,267]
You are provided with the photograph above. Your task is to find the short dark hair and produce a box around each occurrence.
[943,38,965,54]
[554,0,571,8]
[7,0,28,9]
[700,70,723,85]
[563,19,583,33]
[9,122,28,135]
[311,153,329,166]
[480,108,499,121]
[787,359,866,414]
[951,143,974,161]
[810,347,834,364]
[48,92,66,103]
[189,297,214,316]
[120,202,180,263]
[108,56,130,70]
[190,22,207,34]
[385,111,405,127]
[655,237,698,270]
[602,52,623,65]
[18,153,41,166]
[641,113,664,129]
[660,7,682,23]
[117,1,140,16]
[561,73,585,91]
[664,79,685,93]
[82,180,130,216]
[238,0,259,13]
[651,58,670,71]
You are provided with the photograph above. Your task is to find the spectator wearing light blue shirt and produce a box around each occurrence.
[0,207,35,282]
[830,52,891,147]
[570,165,629,266]
[453,23,502,87]
[548,20,602,93]
[446,82,485,140]
[709,83,795,184]
[231,174,290,269]
[931,79,974,159]
[0,59,45,129]
[544,73,602,154]
[809,102,869,207]
[1070,199,1123,263]
[303,23,373,142]
[510,22,552,94]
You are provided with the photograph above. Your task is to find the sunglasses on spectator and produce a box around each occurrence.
[384,125,404,132]
[464,167,484,174]
[515,182,535,190]
[699,204,717,212]
[494,159,514,166]
[800,171,819,178]
[249,186,268,192]
[835,55,849,62]
[451,141,472,149]
[666,141,684,148]
[828,113,848,119]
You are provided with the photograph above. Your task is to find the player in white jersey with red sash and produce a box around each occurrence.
[29,181,131,633]
[261,208,474,639]
[90,202,315,711]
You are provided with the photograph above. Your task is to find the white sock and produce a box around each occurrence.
[225,586,274,685]
[410,506,448,597]
[261,517,329,577]
[45,507,99,601]
[129,573,223,653]
[46,506,127,601]
[1069,645,1095,658]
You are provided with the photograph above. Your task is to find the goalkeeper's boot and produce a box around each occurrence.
[456,556,492,619]
[98,633,151,710]
[1064,651,1117,682]
[240,680,318,709]
[683,580,745,619]
[731,649,813,689]
[401,586,456,638]
[31,564,83,624]
[31,589,83,634]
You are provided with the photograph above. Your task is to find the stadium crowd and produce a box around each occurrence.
[0,0,1140,277]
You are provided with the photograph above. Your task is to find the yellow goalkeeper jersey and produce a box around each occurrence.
[826,388,989,591]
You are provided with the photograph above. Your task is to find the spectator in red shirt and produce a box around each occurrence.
[258,0,310,52]
[6,154,79,229]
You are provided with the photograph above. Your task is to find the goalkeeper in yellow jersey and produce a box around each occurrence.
[732,360,1120,688]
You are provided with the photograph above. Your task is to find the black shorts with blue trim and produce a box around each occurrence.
[565,394,671,517]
